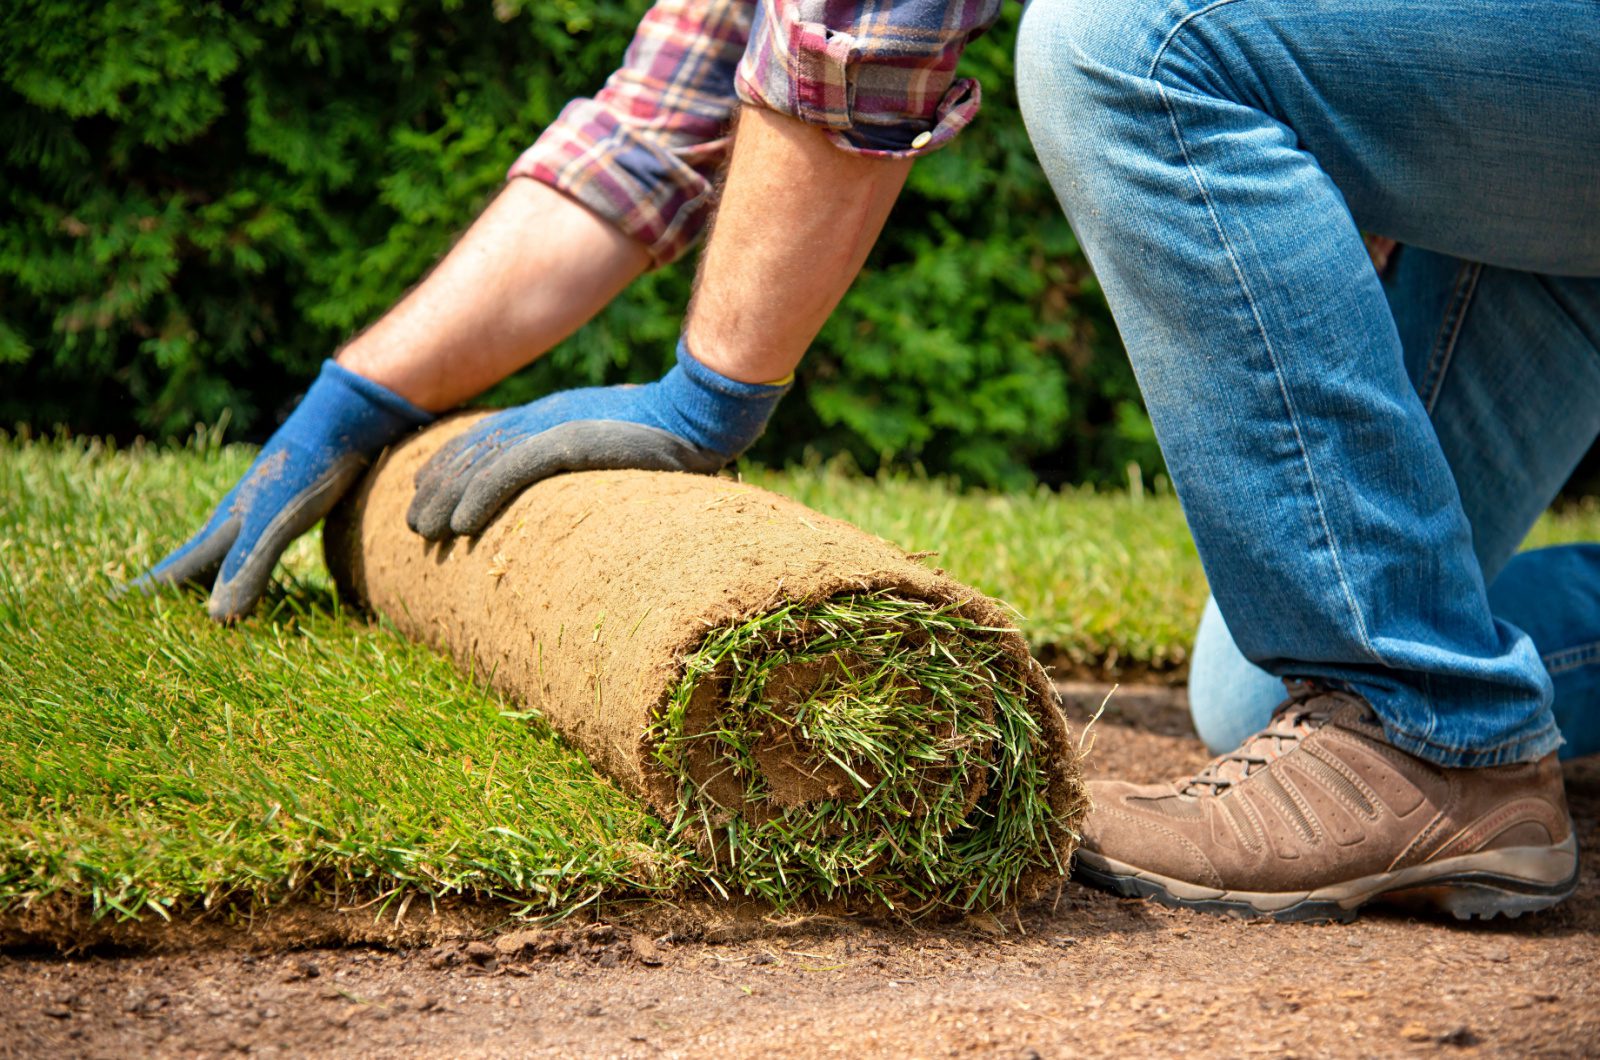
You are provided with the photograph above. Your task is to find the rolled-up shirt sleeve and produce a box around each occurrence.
[509,1,752,267]
[734,0,1001,157]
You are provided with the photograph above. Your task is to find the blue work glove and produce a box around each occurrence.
[131,360,433,621]
[406,338,789,540]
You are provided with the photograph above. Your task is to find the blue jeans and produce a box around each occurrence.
[1016,0,1600,766]
[1192,546,1600,761]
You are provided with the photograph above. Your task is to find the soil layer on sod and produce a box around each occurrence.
[324,417,1084,912]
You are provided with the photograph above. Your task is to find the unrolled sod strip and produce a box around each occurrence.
[325,415,1086,911]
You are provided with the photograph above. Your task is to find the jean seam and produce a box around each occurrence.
[1385,727,1561,768]
[1417,670,1439,748]
[1419,261,1482,415]
[1383,714,1560,757]
[1145,0,1249,80]
[1155,82,1386,669]
[1545,639,1600,675]
[1386,735,1553,769]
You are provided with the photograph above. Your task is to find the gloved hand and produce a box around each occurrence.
[131,360,433,621]
[407,338,789,540]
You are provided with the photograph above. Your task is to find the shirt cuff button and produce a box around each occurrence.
[911,131,933,150]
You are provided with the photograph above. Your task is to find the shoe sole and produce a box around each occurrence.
[1073,833,1579,925]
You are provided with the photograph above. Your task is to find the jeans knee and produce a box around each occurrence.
[1019,0,1274,141]
[1018,0,1137,130]
[1017,0,1163,83]
[1017,0,1174,203]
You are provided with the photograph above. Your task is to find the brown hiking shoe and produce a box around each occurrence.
[1074,684,1578,923]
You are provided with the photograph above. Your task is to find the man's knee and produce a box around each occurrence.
[1016,0,1187,196]
[1018,0,1277,127]
[1016,0,1149,129]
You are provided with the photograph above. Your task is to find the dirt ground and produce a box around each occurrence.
[4,684,1597,1059]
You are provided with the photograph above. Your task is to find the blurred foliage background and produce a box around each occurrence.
[3,0,1161,488]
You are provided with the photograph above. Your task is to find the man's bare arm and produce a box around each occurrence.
[402,106,915,540]
[685,107,914,384]
[346,103,911,422]
[338,179,652,411]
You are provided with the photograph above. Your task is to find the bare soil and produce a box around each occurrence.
[4,684,1596,1059]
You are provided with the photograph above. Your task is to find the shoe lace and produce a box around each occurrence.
[1180,681,1348,797]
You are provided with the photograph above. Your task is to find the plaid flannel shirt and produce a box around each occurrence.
[509,0,1001,266]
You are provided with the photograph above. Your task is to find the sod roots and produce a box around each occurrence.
[325,416,1085,911]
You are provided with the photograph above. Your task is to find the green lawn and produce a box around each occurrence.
[2,436,1595,922]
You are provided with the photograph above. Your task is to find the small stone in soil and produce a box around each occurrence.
[630,934,663,966]
[284,959,321,982]
[494,930,542,957]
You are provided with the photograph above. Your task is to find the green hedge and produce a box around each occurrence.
[0,0,1158,488]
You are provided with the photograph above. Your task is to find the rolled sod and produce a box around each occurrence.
[324,416,1086,911]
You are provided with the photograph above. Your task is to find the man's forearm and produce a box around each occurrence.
[338,179,651,411]
[686,108,914,384]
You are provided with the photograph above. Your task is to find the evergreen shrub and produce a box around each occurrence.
[0,0,1159,487]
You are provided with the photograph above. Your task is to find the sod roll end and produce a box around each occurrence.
[325,416,1086,911]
